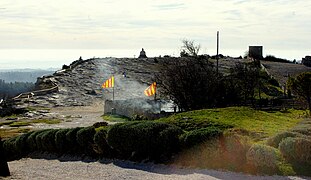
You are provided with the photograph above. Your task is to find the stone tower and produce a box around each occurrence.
[249,46,263,59]
[138,48,147,58]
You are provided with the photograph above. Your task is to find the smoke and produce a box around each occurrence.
[95,58,150,100]
[95,58,174,116]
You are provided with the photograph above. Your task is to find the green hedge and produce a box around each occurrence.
[181,127,222,148]
[107,121,182,161]
[65,127,83,154]
[40,129,58,152]
[76,126,96,155]
[93,128,113,157]
[55,129,70,153]
[26,130,50,152]
[3,136,19,161]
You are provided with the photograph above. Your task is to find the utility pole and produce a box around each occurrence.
[216,31,219,74]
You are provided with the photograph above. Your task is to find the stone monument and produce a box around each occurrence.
[138,48,147,58]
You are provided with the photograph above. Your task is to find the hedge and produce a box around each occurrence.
[76,126,96,155]
[180,127,222,148]
[55,129,70,153]
[93,128,113,157]
[65,127,83,154]
[107,121,182,161]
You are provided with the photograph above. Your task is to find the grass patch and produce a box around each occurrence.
[0,120,15,126]
[102,114,130,122]
[31,119,62,124]
[9,121,31,127]
[7,119,62,127]
[0,128,31,140]
[158,107,305,141]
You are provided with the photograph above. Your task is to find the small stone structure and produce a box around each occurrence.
[104,98,161,119]
[249,46,263,59]
[302,56,311,67]
[138,48,147,58]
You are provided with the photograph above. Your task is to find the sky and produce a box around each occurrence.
[0,0,311,69]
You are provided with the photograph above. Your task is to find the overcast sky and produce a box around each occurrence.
[0,0,311,59]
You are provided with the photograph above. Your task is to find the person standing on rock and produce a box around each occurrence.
[0,137,10,177]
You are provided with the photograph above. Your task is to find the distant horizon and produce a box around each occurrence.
[0,48,309,70]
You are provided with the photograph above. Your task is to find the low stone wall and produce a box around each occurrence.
[104,98,162,119]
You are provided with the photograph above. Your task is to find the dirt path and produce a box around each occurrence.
[29,100,107,130]
[5,157,306,180]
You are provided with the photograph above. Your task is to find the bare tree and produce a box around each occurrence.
[181,39,201,57]
[156,57,225,111]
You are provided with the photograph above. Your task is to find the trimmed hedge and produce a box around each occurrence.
[181,127,222,148]
[65,127,83,154]
[26,130,50,152]
[14,133,30,155]
[93,128,113,156]
[40,129,58,152]
[55,129,70,153]
[76,126,96,155]
[107,121,182,161]
[3,136,19,161]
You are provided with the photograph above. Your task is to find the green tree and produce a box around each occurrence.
[287,72,311,114]
[229,62,260,105]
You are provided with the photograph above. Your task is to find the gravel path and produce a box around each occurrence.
[4,157,308,180]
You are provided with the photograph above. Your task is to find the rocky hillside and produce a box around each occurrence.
[261,60,311,86]
[13,57,311,109]
[14,58,159,108]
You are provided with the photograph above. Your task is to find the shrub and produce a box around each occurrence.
[3,136,19,161]
[14,132,31,157]
[93,128,113,157]
[76,126,96,155]
[65,127,83,154]
[181,127,222,148]
[267,131,301,148]
[55,129,70,153]
[93,121,108,128]
[155,126,183,161]
[246,144,283,173]
[26,130,49,151]
[279,137,311,164]
[222,133,251,169]
[292,128,311,136]
[107,121,182,161]
[35,130,47,151]
[40,129,58,152]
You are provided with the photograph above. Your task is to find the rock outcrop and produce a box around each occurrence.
[14,58,158,109]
